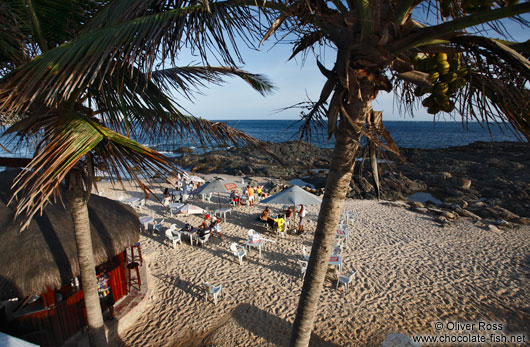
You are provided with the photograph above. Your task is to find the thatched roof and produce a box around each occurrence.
[0,169,140,300]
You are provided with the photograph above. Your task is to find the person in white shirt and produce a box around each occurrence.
[297,204,306,235]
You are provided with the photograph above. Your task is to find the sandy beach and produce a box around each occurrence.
[96,176,530,346]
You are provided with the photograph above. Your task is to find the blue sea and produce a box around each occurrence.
[145,120,522,155]
[0,120,523,159]
[218,120,521,150]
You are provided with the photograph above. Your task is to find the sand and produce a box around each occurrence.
[96,176,530,346]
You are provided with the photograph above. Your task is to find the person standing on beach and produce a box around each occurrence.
[297,204,306,235]
[247,185,255,206]
[96,266,115,321]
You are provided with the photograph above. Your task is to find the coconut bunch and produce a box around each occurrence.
[413,52,468,114]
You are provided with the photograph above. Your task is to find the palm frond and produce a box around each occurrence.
[452,36,530,80]
[152,65,275,97]
[390,2,530,54]
[288,31,325,61]
[0,1,269,119]
[83,62,274,144]
[9,110,174,229]
[0,3,29,71]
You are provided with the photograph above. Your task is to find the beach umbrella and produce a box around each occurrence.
[191,178,245,195]
[188,175,205,183]
[191,178,245,205]
[260,185,322,206]
[176,204,206,215]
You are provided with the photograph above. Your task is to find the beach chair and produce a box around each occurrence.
[341,210,354,226]
[135,198,146,212]
[302,245,310,261]
[197,233,210,247]
[333,237,344,256]
[203,282,223,305]
[336,226,349,248]
[201,193,212,202]
[165,228,181,248]
[230,243,247,266]
[261,218,271,230]
[298,259,308,280]
[336,270,356,294]
[240,195,248,205]
[181,193,189,203]
[152,219,164,235]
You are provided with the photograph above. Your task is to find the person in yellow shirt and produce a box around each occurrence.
[274,216,286,234]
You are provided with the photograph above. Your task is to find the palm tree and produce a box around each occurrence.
[0,1,273,346]
[250,1,530,346]
[2,1,529,347]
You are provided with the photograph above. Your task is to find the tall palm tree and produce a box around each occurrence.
[250,1,530,346]
[2,2,529,347]
[0,1,273,346]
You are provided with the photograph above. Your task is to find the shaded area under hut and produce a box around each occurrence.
[0,169,140,347]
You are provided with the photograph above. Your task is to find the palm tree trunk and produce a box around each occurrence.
[289,98,373,347]
[69,170,107,347]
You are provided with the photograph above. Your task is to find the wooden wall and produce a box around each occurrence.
[1,251,129,347]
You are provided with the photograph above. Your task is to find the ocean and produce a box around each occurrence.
[145,120,522,155]
[219,120,520,150]
[0,120,523,159]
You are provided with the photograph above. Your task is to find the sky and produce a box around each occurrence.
[174,12,530,121]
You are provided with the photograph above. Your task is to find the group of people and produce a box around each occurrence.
[259,204,305,235]
[180,213,222,240]
[162,173,203,204]
[175,173,199,192]
[162,186,191,204]
[230,185,268,206]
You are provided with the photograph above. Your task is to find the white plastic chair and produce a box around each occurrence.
[153,219,164,235]
[336,270,356,294]
[248,229,257,240]
[165,228,181,248]
[201,193,212,202]
[203,282,223,305]
[230,243,247,266]
[302,246,310,261]
[135,199,146,212]
[181,193,189,203]
[333,238,344,256]
[298,259,308,280]
[336,227,349,248]
[197,233,210,247]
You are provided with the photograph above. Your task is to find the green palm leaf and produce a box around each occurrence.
[0,1,268,118]
[9,111,173,229]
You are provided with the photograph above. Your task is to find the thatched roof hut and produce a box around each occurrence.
[0,169,140,300]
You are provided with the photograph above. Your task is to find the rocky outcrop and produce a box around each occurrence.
[173,141,530,223]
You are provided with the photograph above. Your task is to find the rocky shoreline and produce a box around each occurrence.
[173,141,530,225]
